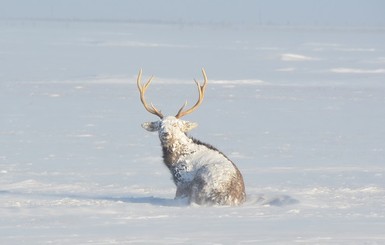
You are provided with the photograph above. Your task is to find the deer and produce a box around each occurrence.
[137,69,246,206]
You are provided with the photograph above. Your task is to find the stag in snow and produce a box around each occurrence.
[137,69,246,206]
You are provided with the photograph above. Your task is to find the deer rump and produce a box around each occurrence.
[138,69,246,206]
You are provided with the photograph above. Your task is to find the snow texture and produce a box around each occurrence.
[1,19,385,244]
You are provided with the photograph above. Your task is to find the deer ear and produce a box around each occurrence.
[182,121,198,132]
[142,122,160,132]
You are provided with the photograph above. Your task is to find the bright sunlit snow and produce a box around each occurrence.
[1,2,385,244]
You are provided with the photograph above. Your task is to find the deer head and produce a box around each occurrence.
[137,69,207,142]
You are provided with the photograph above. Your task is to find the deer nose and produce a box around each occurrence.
[164,132,170,137]
[161,132,170,139]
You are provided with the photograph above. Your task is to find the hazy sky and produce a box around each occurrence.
[1,0,384,26]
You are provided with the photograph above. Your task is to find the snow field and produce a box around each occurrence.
[1,20,385,244]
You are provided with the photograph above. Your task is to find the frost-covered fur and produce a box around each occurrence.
[142,116,246,206]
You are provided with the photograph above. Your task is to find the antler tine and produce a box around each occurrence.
[137,69,164,119]
[175,68,208,119]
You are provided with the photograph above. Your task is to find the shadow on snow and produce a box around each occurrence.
[0,190,298,207]
[100,195,189,207]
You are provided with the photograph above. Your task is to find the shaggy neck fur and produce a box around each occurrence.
[161,131,196,169]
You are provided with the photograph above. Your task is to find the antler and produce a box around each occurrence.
[137,69,164,119]
[175,68,208,119]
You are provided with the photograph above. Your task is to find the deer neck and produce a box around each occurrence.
[160,132,197,168]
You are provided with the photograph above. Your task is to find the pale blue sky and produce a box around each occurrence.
[1,0,384,26]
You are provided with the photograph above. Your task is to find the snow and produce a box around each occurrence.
[1,19,385,244]
[330,68,385,74]
[280,53,318,61]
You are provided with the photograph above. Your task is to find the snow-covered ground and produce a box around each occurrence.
[1,20,385,244]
